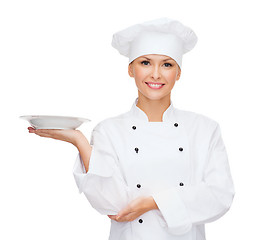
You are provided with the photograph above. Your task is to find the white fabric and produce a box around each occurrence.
[129,31,184,67]
[111,17,198,67]
[73,97,235,240]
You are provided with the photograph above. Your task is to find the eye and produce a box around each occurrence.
[141,60,150,66]
[163,63,172,67]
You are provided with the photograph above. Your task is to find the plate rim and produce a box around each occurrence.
[19,115,91,122]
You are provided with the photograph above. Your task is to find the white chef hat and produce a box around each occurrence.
[111,17,198,68]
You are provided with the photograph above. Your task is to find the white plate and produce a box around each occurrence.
[20,115,91,129]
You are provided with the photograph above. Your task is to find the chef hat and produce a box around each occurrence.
[111,17,198,68]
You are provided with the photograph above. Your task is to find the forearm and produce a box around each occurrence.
[108,195,159,222]
[74,134,92,173]
[145,196,159,211]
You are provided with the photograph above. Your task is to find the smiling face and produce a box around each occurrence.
[128,54,181,101]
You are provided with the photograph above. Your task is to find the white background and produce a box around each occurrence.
[1,0,266,239]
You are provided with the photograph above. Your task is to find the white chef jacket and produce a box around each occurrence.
[73,97,235,240]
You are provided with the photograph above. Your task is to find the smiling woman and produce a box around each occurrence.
[28,17,235,240]
[128,54,181,108]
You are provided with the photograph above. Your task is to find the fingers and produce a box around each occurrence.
[27,127,59,138]
[107,214,128,222]
[107,215,117,220]
[28,127,35,132]
[108,212,138,222]
[117,206,131,219]
[116,212,136,222]
[115,207,133,222]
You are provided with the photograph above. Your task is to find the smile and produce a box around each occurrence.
[145,82,165,89]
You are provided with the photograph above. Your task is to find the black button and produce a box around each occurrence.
[135,147,139,153]
[179,182,184,186]
[132,126,136,130]
[139,219,143,223]
[179,147,183,151]
[137,184,141,188]
[174,123,178,127]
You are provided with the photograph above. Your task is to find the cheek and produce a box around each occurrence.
[165,71,177,82]
[134,67,148,81]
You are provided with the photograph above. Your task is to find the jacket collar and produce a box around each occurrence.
[130,97,176,123]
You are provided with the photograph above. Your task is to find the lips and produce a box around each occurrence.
[145,82,165,89]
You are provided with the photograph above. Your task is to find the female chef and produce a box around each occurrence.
[28,18,235,240]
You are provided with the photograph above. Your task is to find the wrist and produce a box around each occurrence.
[73,131,88,148]
[144,196,158,211]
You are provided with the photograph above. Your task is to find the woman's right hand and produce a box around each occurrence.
[28,127,84,147]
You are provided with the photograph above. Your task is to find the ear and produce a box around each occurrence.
[176,66,181,81]
[128,63,134,78]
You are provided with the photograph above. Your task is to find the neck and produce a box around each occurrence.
[136,93,171,122]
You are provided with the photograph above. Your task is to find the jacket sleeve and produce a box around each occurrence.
[73,123,130,215]
[151,122,235,235]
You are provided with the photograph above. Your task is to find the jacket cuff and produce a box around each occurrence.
[151,187,192,235]
[73,153,88,194]
[73,148,115,194]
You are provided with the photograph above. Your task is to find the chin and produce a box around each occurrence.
[142,94,168,101]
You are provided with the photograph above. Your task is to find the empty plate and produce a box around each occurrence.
[20,115,91,129]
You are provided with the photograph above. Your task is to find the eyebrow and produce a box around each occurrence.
[162,58,174,62]
[141,56,174,61]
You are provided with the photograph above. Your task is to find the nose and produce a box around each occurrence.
[151,65,161,80]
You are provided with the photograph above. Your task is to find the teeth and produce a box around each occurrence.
[148,83,163,87]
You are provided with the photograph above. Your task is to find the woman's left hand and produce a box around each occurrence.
[107,196,158,222]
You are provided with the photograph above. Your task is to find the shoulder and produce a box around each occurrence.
[173,107,219,133]
[91,110,130,133]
